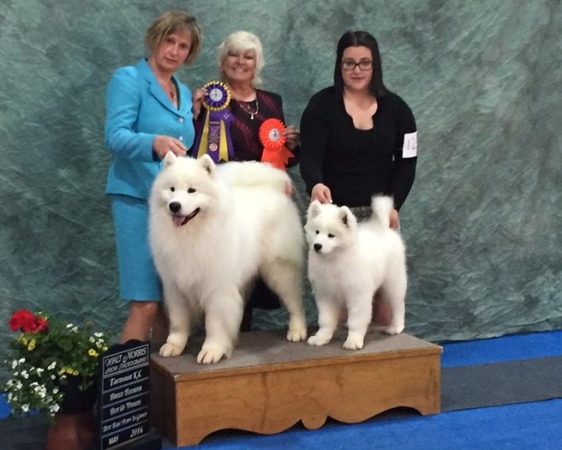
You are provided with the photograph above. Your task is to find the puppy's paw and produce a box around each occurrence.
[307,334,331,346]
[287,325,307,342]
[159,342,184,357]
[381,323,405,335]
[343,337,364,350]
[197,344,227,365]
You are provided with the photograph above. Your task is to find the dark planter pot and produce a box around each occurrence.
[45,377,97,450]
[59,376,97,414]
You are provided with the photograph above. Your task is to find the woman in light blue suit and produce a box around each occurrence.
[104,10,202,344]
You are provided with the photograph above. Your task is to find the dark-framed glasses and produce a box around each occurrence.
[341,60,374,71]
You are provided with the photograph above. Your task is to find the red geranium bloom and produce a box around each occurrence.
[34,318,49,333]
[9,310,48,334]
[9,310,36,332]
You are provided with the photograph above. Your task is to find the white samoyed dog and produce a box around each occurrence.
[149,153,308,364]
[304,196,407,350]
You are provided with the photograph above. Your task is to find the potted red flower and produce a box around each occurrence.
[3,309,110,421]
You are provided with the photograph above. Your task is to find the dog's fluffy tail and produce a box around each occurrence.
[367,195,394,228]
[218,161,290,193]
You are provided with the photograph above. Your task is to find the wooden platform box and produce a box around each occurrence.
[150,328,442,447]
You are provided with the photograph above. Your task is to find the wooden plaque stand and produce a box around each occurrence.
[150,328,442,447]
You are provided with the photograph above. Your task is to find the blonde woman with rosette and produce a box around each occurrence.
[193,31,301,331]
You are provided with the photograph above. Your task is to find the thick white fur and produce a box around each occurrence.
[149,153,307,364]
[304,196,407,350]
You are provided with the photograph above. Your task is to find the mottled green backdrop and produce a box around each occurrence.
[1,0,561,373]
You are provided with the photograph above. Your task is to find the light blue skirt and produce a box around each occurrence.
[111,195,162,302]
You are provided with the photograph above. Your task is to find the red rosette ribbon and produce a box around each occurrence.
[259,118,294,171]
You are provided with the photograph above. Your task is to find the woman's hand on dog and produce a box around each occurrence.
[310,184,400,230]
[311,183,332,204]
[153,135,188,159]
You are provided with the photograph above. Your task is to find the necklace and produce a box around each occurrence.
[239,98,259,120]
[159,78,177,102]
[168,81,177,100]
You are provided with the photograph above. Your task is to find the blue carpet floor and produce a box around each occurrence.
[192,399,562,450]
[440,330,562,368]
[2,330,562,449]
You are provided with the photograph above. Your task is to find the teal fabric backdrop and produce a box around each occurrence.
[1,0,561,375]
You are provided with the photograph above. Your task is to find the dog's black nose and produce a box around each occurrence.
[169,202,182,213]
[314,243,322,252]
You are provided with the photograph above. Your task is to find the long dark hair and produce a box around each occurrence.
[333,31,386,98]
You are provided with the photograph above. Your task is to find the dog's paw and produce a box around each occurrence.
[380,323,405,335]
[197,346,226,365]
[159,342,184,357]
[343,337,364,350]
[287,325,307,342]
[307,334,331,346]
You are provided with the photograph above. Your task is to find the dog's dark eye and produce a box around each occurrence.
[187,188,196,194]
[328,234,335,238]
[315,230,319,235]
[170,187,175,192]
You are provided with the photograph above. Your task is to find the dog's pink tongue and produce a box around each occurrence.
[172,216,186,227]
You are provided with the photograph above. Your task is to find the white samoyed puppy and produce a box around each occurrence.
[149,153,308,364]
[304,196,407,350]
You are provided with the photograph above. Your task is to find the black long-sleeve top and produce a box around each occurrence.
[299,86,417,210]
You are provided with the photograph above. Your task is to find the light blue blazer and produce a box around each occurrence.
[104,59,195,199]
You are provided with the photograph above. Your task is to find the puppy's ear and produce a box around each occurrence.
[162,151,177,168]
[198,154,216,176]
[307,200,322,219]
[339,207,357,229]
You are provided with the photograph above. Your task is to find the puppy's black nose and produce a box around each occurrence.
[314,243,322,252]
[169,202,182,213]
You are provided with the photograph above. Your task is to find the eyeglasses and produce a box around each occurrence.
[341,60,374,71]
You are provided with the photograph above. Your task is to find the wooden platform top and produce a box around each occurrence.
[151,328,442,381]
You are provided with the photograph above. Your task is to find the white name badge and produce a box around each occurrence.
[402,131,418,158]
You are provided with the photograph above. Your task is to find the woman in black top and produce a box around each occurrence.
[299,30,418,325]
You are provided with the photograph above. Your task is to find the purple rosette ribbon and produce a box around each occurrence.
[193,81,234,163]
